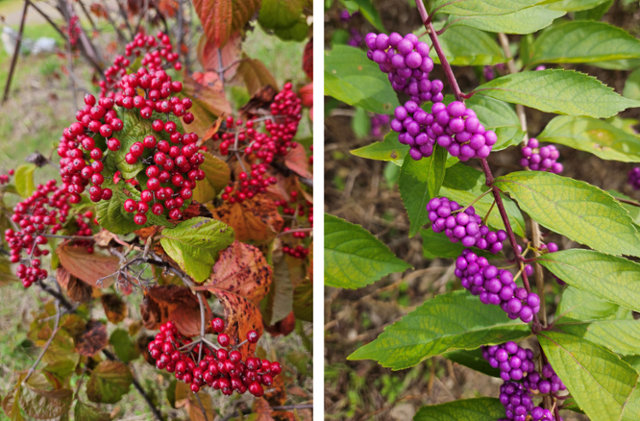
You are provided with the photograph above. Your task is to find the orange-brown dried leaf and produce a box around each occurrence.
[231,0,261,33]
[217,290,263,359]
[140,285,213,336]
[196,241,272,305]
[133,226,159,242]
[264,374,286,406]
[56,243,119,288]
[157,0,178,17]
[182,73,232,137]
[193,0,232,48]
[202,116,224,142]
[212,195,283,244]
[137,334,155,366]
[284,146,312,180]
[235,57,278,96]
[197,32,242,79]
[90,3,108,18]
[175,382,215,421]
[264,311,296,337]
[101,294,128,324]
[93,229,118,248]
[252,397,275,421]
[75,321,108,357]
[67,276,94,303]
[182,201,213,220]
[239,85,277,118]
[56,266,71,289]
[273,411,296,421]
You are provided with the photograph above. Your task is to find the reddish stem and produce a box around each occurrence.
[415,0,541,333]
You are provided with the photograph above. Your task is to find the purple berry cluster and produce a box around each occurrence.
[427,197,506,253]
[482,342,535,382]
[371,114,390,137]
[455,250,541,322]
[628,167,640,190]
[365,32,444,105]
[497,381,534,421]
[391,100,497,161]
[530,407,560,421]
[519,138,563,174]
[524,363,566,395]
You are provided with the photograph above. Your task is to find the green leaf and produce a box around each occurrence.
[431,26,506,66]
[0,256,18,285]
[292,277,313,322]
[192,152,231,204]
[557,318,640,356]
[465,95,525,151]
[348,291,531,370]
[109,329,140,363]
[352,107,371,139]
[548,0,612,11]
[325,46,401,114]
[86,361,133,404]
[623,356,640,373]
[538,331,639,421]
[273,18,309,41]
[609,190,640,225]
[14,164,36,198]
[537,116,640,162]
[399,146,447,237]
[495,171,640,256]
[447,6,565,35]
[574,0,614,20]
[431,0,563,16]
[474,69,640,118]
[420,229,494,260]
[592,58,640,71]
[441,163,526,237]
[113,108,155,179]
[263,253,294,325]
[350,131,409,166]
[537,249,640,312]
[160,217,235,282]
[349,0,384,31]
[324,214,412,289]
[414,397,505,421]
[556,286,622,322]
[624,68,640,100]
[258,0,303,30]
[18,385,73,420]
[527,21,640,66]
[74,400,110,421]
[444,348,501,378]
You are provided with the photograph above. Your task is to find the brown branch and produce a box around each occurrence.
[24,300,60,382]
[2,0,29,104]
[26,0,68,42]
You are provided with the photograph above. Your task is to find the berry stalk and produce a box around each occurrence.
[414,0,542,333]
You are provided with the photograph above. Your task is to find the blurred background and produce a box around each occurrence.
[324,0,640,420]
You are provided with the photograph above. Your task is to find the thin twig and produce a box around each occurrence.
[217,49,225,85]
[24,300,60,382]
[2,0,29,104]
[277,228,313,237]
[194,392,209,421]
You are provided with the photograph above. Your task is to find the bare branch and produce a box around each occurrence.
[24,300,61,382]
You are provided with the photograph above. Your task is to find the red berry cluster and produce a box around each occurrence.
[215,83,303,203]
[6,180,95,288]
[100,31,183,98]
[0,169,14,185]
[67,15,81,46]
[276,191,313,259]
[148,320,281,397]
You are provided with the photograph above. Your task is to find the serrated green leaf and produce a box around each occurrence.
[109,329,140,363]
[325,46,401,114]
[574,0,614,20]
[431,26,506,66]
[474,69,640,118]
[113,108,155,179]
[557,318,640,356]
[160,217,235,282]
[420,228,494,260]
[350,131,410,166]
[609,190,640,225]
[592,58,640,70]
[86,361,132,404]
[258,0,303,30]
[465,95,525,151]
[348,291,531,370]
[444,348,501,378]
[548,0,612,11]
[538,249,640,312]
[352,107,371,139]
[527,21,640,66]
[623,356,640,373]
[432,0,563,16]
[18,385,73,420]
[538,331,639,421]
[14,164,36,198]
[192,152,231,204]
[495,171,640,256]
[556,286,622,322]
[400,146,447,237]
[414,397,505,421]
[441,163,526,237]
[350,0,384,31]
[447,6,565,35]
[624,68,640,101]
[324,214,412,289]
[537,116,640,162]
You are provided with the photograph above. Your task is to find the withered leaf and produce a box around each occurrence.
[284,146,312,180]
[212,195,284,244]
[75,321,108,357]
[56,266,71,289]
[217,290,263,360]
[252,397,275,421]
[264,374,287,407]
[264,311,296,337]
[101,294,128,324]
[56,242,120,288]
[239,85,277,118]
[67,276,94,303]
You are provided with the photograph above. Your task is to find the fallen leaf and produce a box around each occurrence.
[216,290,263,359]
[212,195,284,244]
[101,294,128,324]
[56,243,119,288]
[75,321,108,357]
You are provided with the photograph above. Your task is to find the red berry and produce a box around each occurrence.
[218,333,230,347]
[211,318,224,333]
[134,213,147,225]
[246,330,259,344]
[124,199,136,213]
[107,138,121,151]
